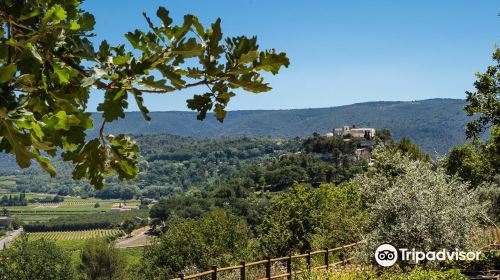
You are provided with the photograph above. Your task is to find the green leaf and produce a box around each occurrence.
[97,89,128,122]
[255,51,290,74]
[131,89,151,121]
[42,4,67,26]
[228,73,271,93]
[125,30,146,51]
[52,63,70,84]
[186,93,213,120]
[81,67,106,88]
[107,134,139,180]
[156,7,172,27]
[142,12,164,41]
[33,149,56,177]
[98,40,111,59]
[69,20,81,30]
[70,139,107,190]
[239,50,259,65]
[208,18,223,49]
[156,65,186,89]
[78,12,96,31]
[0,64,17,83]
[139,76,175,91]
[192,16,205,37]
[214,103,227,122]
[19,8,42,21]
[172,38,204,58]
[112,53,131,65]
[26,43,43,63]
[42,111,81,131]
[0,120,34,168]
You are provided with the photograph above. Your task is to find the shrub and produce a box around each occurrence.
[357,148,483,261]
[0,234,75,280]
[475,181,500,224]
[138,209,252,279]
[79,238,128,280]
[305,266,466,280]
[258,183,367,257]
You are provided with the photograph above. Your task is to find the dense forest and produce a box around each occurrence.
[0,135,302,196]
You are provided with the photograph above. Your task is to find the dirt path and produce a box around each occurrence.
[114,226,152,248]
[0,228,22,250]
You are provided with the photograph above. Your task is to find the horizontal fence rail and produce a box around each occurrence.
[171,240,365,280]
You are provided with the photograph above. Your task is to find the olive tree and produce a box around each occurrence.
[0,0,289,189]
[357,148,484,253]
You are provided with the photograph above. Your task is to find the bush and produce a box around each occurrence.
[0,234,75,280]
[258,183,367,257]
[357,148,483,261]
[79,238,128,280]
[307,267,467,280]
[475,181,500,224]
[23,209,149,232]
[138,209,252,279]
[10,217,21,230]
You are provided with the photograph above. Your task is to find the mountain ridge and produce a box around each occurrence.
[88,98,469,154]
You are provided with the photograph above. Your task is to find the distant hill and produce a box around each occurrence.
[89,98,469,155]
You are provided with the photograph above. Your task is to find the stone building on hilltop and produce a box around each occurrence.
[327,125,377,163]
[333,125,376,140]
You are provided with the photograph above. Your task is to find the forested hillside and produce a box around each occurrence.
[0,135,302,196]
[89,98,469,154]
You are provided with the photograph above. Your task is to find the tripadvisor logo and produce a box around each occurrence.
[374,244,481,267]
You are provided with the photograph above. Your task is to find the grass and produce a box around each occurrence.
[119,247,144,268]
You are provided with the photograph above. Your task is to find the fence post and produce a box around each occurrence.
[240,261,246,280]
[265,257,271,279]
[306,250,311,271]
[340,245,345,265]
[178,273,184,280]
[324,248,329,270]
[286,255,292,280]
[211,265,217,280]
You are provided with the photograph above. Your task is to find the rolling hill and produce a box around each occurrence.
[90,98,470,155]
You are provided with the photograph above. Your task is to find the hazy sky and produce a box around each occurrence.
[82,0,499,111]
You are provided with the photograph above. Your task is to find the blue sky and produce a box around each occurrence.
[82,0,499,111]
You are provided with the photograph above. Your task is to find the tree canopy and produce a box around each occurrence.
[0,0,289,189]
[465,48,500,139]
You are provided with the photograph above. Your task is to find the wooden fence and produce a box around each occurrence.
[170,240,365,280]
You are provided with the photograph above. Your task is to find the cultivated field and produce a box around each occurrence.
[27,229,125,240]
[0,192,140,224]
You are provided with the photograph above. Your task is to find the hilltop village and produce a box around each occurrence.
[325,125,378,163]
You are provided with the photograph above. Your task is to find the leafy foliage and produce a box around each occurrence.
[357,148,483,260]
[393,136,431,162]
[443,144,492,187]
[23,209,149,232]
[0,234,75,280]
[258,183,366,257]
[138,209,252,279]
[79,238,128,280]
[0,1,288,188]
[6,135,301,196]
[465,48,500,139]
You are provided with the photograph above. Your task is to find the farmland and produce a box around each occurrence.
[0,192,141,224]
[27,229,125,241]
